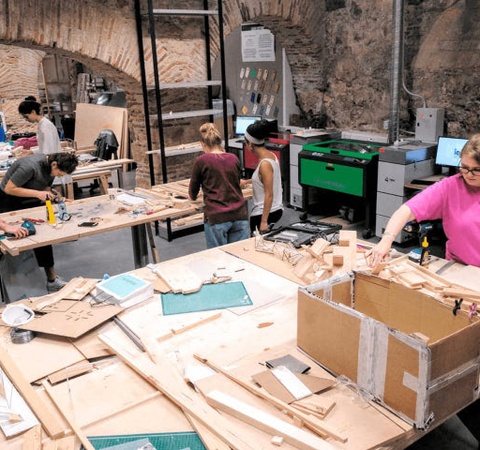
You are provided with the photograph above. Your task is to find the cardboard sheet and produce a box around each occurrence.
[21,300,121,339]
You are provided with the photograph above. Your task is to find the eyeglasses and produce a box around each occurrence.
[459,165,480,176]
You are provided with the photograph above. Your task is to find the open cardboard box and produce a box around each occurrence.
[297,271,480,428]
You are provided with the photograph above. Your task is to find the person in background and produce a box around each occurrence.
[188,122,249,249]
[0,219,29,239]
[18,96,62,155]
[367,133,480,446]
[0,152,79,292]
[241,119,283,234]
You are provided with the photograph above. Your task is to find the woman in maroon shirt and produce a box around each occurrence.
[189,123,249,248]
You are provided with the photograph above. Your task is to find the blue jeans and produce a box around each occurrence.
[204,220,249,249]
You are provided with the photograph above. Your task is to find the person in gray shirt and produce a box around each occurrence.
[0,153,78,292]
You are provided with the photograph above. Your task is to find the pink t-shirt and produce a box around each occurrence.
[406,174,480,266]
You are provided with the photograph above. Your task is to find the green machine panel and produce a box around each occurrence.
[298,139,383,237]
[299,139,382,198]
[302,140,382,160]
[300,158,365,196]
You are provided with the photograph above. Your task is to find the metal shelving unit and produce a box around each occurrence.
[134,0,229,186]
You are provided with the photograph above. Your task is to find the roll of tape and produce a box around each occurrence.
[10,327,35,344]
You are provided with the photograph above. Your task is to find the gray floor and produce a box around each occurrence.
[40,174,480,449]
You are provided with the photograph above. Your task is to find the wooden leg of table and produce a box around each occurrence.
[66,182,74,200]
[98,174,109,195]
[146,223,160,263]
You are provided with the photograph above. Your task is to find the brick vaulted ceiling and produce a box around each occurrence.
[1,1,480,185]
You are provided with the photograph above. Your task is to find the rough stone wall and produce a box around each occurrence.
[1,1,480,186]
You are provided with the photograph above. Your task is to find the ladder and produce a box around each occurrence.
[134,0,229,186]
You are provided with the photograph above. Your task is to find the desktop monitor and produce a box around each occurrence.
[435,136,468,174]
[234,116,260,136]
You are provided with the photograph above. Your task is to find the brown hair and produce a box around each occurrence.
[199,123,222,149]
[461,134,480,165]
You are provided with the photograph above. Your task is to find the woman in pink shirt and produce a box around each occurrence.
[369,133,480,267]
[368,133,480,445]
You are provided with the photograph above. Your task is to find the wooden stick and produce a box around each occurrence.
[99,333,257,450]
[41,380,95,450]
[206,390,337,450]
[0,346,65,438]
[194,354,347,443]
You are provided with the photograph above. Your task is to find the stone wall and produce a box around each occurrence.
[0,0,479,186]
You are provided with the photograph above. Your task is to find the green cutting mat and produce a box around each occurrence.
[84,431,206,449]
[161,281,252,315]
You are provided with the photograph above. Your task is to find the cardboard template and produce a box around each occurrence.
[20,300,121,339]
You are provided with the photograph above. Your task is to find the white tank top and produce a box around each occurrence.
[251,156,283,217]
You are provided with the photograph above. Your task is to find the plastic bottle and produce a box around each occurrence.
[0,125,5,143]
[45,200,56,225]
[419,236,429,266]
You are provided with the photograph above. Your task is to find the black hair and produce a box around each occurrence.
[48,153,79,174]
[18,96,41,115]
[246,119,270,142]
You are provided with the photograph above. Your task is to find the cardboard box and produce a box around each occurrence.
[297,272,480,428]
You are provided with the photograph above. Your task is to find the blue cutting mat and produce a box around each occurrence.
[161,281,252,315]
[85,431,206,449]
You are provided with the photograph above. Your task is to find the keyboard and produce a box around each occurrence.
[411,179,436,186]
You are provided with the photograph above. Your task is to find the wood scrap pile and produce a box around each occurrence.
[368,258,480,317]
[128,179,253,226]
[95,331,347,450]
[255,230,367,285]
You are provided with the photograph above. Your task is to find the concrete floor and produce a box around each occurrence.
[26,173,480,449]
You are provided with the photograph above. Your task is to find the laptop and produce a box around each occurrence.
[234,116,261,142]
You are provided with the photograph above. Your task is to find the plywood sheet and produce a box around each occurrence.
[74,104,127,156]
[0,328,85,383]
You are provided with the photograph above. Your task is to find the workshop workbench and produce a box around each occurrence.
[0,237,478,449]
[0,157,133,188]
[0,181,253,268]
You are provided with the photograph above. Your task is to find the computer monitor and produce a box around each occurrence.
[435,136,468,174]
[234,116,260,136]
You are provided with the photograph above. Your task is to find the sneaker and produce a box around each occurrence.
[46,276,68,293]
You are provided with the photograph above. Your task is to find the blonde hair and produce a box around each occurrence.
[461,133,480,165]
[199,123,222,149]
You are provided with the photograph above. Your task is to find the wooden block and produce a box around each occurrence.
[338,230,357,247]
[272,435,284,446]
[332,254,344,266]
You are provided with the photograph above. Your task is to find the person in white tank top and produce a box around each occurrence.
[241,119,283,234]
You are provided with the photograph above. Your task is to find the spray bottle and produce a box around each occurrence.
[419,236,429,266]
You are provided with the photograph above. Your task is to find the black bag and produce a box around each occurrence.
[93,129,119,160]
